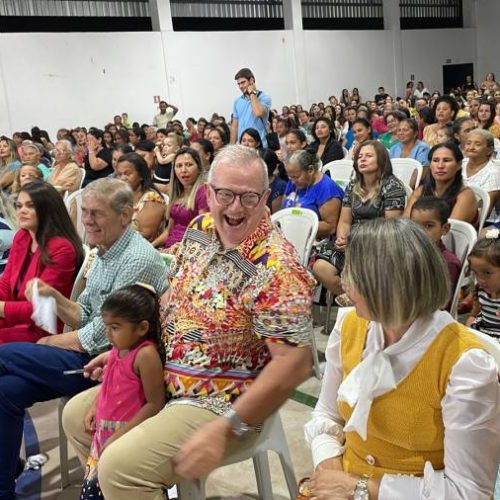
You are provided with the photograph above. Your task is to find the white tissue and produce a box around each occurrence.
[30,281,57,334]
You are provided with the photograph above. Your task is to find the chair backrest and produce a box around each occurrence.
[322,160,354,186]
[469,328,500,369]
[65,188,85,242]
[390,158,423,188]
[78,168,86,189]
[271,208,318,266]
[468,185,490,233]
[442,219,477,318]
[63,244,91,332]
[342,146,349,159]
[402,183,413,206]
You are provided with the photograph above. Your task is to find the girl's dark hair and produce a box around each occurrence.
[469,237,500,268]
[352,118,374,139]
[112,144,133,156]
[478,100,496,131]
[312,117,333,141]
[101,284,165,364]
[286,128,307,144]
[19,181,84,269]
[259,148,280,177]
[116,152,158,195]
[424,143,464,209]
[239,128,262,148]
[31,127,42,143]
[131,127,146,141]
[192,138,214,164]
[209,127,228,145]
[114,129,130,143]
[432,95,459,122]
[452,117,474,141]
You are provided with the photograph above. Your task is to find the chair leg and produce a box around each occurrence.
[310,327,322,379]
[58,399,70,489]
[325,291,332,333]
[177,479,206,500]
[252,452,274,500]
[278,451,299,499]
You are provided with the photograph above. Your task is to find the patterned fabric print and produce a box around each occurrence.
[162,213,315,415]
[80,419,127,500]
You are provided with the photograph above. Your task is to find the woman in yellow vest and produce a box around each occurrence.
[304,218,500,499]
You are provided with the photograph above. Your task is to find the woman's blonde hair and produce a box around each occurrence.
[343,218,450,328]
[351,140,393,204]
[12,163,44,194]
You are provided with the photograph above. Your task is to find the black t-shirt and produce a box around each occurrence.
[154,163,172,185]
[374,93,389,103]
[83,148,113,186]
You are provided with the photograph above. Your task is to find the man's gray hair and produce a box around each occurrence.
[208,145,269,190]
[343,218,450,328]
[82,178,134,213]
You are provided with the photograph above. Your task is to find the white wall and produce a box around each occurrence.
[0,32,167,137]
[401,28,476,92]
[0,18,495,138]
[475,0,500,82]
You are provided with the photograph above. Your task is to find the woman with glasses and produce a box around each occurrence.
[152,148,208,249]
[282,149,344,239]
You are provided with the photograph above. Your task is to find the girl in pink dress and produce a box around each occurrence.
[80,284,166,499]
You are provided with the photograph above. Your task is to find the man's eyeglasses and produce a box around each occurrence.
[210,186,264,209]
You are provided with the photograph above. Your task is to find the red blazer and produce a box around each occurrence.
[0,230,78,343]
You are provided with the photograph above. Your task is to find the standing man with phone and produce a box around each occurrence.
[153,100,179,129]
[230,68,272,147]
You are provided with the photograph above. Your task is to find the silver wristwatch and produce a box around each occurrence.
[353,477,370,500]
[223,408,250,438]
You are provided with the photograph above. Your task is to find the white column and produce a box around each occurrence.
[383,0,404,97]
[283,0,309,105]
[149,0,173,32]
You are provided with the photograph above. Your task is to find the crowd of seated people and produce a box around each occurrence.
[0,71,499,499]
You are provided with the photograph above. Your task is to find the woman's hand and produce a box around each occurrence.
[83,351,111,381]
[309,469,358,500]
[334,236,347,252]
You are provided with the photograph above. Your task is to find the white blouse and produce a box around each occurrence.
[304,309,500,499]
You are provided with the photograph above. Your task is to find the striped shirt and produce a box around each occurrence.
[77,227,168,355]
[474,289,500,341]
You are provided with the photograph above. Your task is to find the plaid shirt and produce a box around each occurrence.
[78,227,168,355]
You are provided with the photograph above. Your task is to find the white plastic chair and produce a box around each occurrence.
[65,189,85,242]
[390,158,423,188]
[271,208,322,379]
[442,219,477,319]
[322,159,354,181]
[342,146,349,159]
[177,412,298,500]
[468,185,490,233]
[271,208,318,267]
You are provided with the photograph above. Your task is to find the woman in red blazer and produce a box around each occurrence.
[0,181,84,343]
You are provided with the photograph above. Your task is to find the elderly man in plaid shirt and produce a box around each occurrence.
[0,178,167,500]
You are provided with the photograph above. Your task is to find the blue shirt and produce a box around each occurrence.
[282,175,344,217]
[267,176,287,210]
[390,140,431,166]
[233,91,272,147]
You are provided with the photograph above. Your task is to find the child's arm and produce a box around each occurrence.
[465,294,481,327]
[102,345,165,450]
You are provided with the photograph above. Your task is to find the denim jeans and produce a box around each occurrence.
[0,342,96,500]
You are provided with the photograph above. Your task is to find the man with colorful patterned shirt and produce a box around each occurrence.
[65,145,314,498]
[0,178,168,499]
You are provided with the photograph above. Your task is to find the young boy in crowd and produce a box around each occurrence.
[410,196,462,308]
